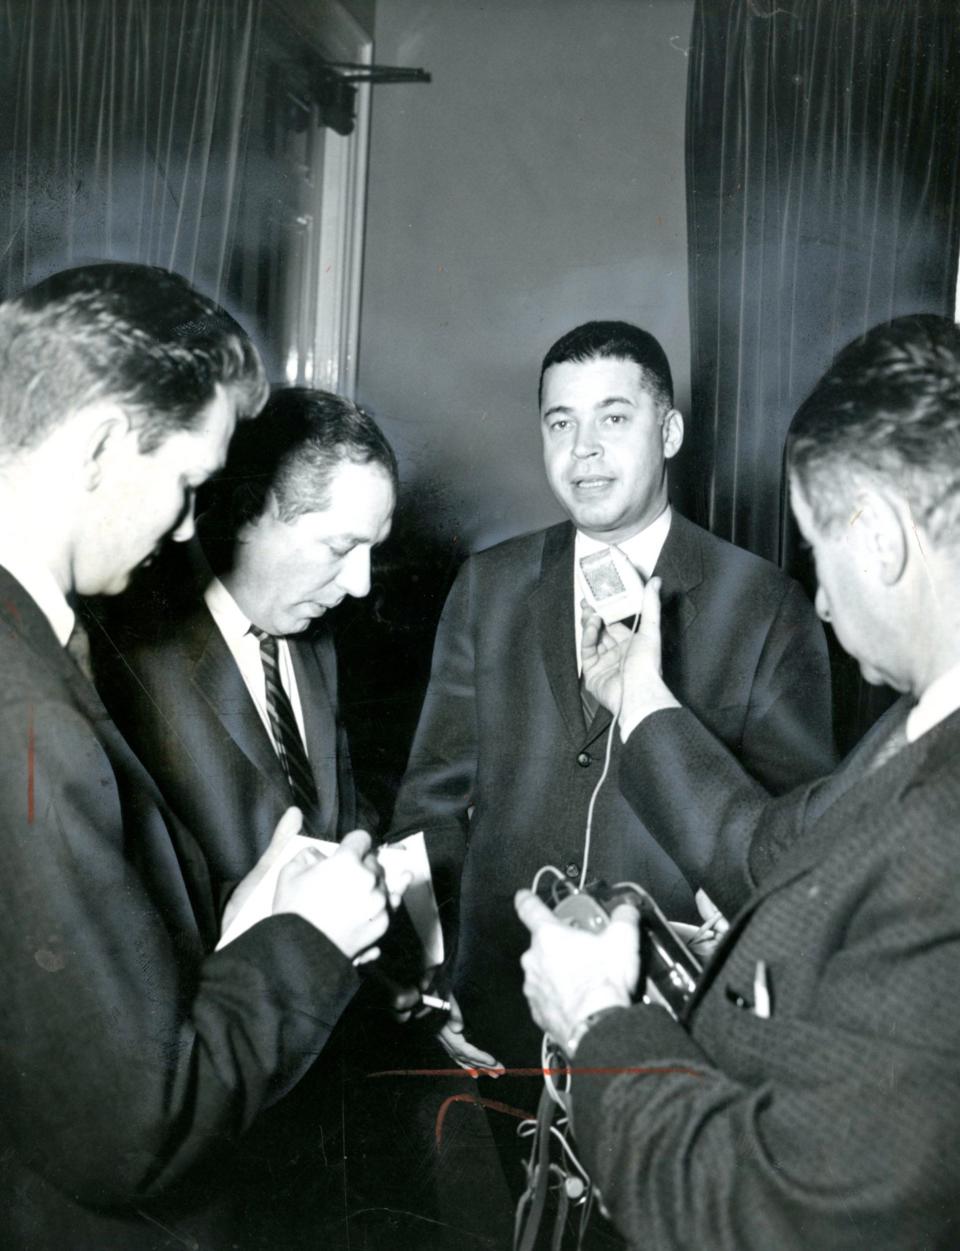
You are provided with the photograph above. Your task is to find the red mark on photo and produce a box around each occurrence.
[371,1064,703,1080]
[434,1093,530,1149]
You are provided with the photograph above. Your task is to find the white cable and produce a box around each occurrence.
[531,863,567,897]
[579,609,643,890]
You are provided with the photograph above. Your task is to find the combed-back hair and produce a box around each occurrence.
[538,320,674,411]
[0,263,267,455]
[201,385,398,542]
[787,314,960,548]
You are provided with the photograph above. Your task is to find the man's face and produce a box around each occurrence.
[790,475,905,690]
[234,459,395,636]
[540,356,683,544]
[80,386,236,596]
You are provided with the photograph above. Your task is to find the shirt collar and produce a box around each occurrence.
[204,574,254,643]
[574,505,672,580]
[906,659,960,743]
[0,539,74,646]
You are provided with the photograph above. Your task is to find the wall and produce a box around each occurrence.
[357,0,695,554]
[338,0,694,810]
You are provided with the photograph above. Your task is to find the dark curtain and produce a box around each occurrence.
[684,0,960,749]
[0,0,260,301]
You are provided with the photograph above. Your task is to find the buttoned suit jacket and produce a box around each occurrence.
[91,548,372,891]
[574,699,960,1249]
[89,550,382,1249]
[0,568,358,1250]
[390,512,836,1069]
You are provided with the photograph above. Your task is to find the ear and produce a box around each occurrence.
[237,488,281,543]
[79,402,132,491]
[857,490,908,587]
[661,408,684,460]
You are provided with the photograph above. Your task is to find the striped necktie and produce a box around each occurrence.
[867,699,914,773]
[249,626,319,817]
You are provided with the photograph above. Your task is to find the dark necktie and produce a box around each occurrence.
[580,670,600,727]
[250,626,319,816]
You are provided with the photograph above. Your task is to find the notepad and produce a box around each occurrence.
[217,829,443,967]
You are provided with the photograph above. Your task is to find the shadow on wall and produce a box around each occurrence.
[335,481,466,826]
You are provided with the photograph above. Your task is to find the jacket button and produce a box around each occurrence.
[565,862,580,878]
[577,751,591,767]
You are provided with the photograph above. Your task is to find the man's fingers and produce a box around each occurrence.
[389,870,413,910]
[282,845,325,878]
[609,902,641,929]
[338,828,374,860]
[515,888,557,933]
[438,1025,504,1075]
[273,805,304,843]
[580,602,604,651]
[638,576,662,647]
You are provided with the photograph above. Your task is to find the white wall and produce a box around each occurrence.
[358,0,694,550]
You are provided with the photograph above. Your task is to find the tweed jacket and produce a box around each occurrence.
[573,702,960,1249]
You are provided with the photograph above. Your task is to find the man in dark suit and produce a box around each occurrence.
[517,314,960,1249]
[90,385,403,1248]
[0,264,393,1250]
[94,386,395,890]
[391,322,835,1146]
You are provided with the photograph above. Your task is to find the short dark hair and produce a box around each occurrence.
[0,263,267,455]
[202,386,399,541]
[788,314,960,548]
[538,320,674,410]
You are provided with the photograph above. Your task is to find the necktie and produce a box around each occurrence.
[250,627,319,816]
[867,701,913,773]
[580,671,600,727]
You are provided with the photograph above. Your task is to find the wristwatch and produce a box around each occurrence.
[566,1004,627,1057]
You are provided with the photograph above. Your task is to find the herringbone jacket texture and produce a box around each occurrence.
[573,702,960,1249]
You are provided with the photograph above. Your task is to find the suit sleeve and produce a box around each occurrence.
[618,579,833,918]
[619,707,813,918]
[0,696,359,1209]
[388,559,479,903]
[570,789,960,1249]
[737,579,835,793]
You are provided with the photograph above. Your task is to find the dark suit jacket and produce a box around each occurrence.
[89,548,387,1249]
[0,568,359,1250]
[91,549,372,890]
[573,702,960,1249]
[391,513,835,1069]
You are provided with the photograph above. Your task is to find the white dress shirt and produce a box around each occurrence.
[203,576,310,756]
[906,660,960,744]
[574,505,672,675]
[0,538,74,646]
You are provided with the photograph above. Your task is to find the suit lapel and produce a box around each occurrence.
[527,524,590,747]
[686,702,939,1014]
[0,569,214,942]
[652,512,702,662]
[289,630,339,835]
[190,606,292,796]
[0,570,106,721]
